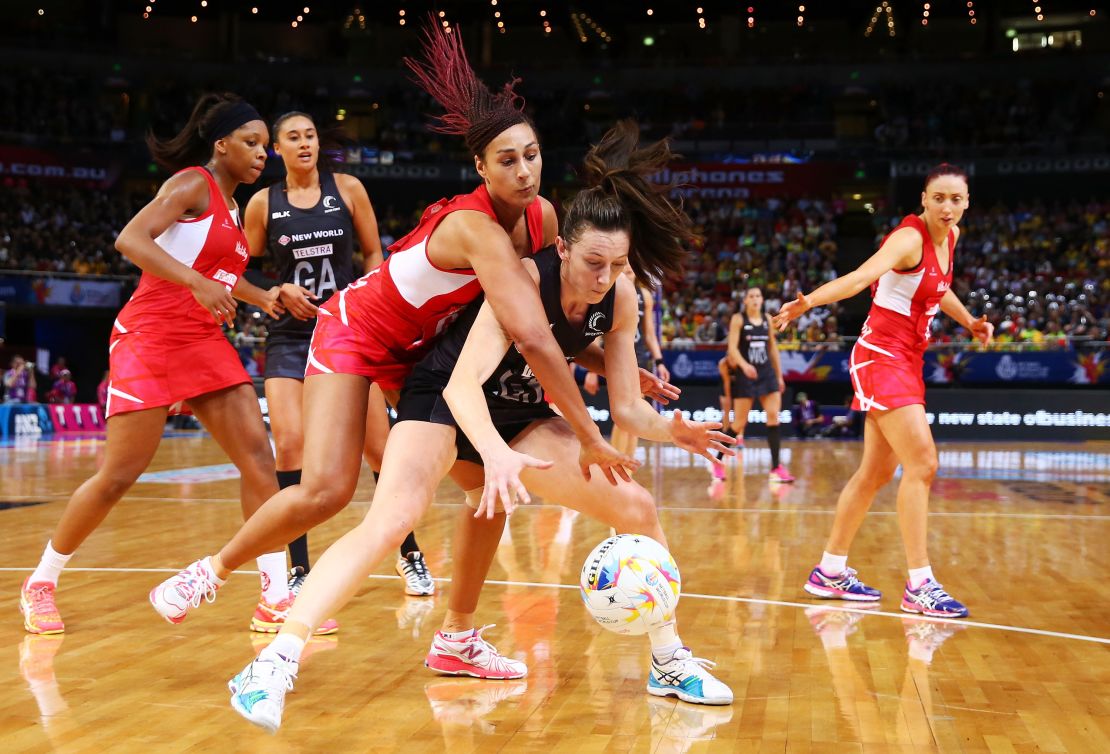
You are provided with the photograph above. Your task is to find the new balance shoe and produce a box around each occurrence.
[20,578,64,635]
[803,566,882,602]
[901,579,969,619]
[249,596,339,635]
[425,625,527,679]
[647,647,733,706]
[396,551,435,596]
[229,655,297,733]
[769,464,795,483]
[149,560,220,624]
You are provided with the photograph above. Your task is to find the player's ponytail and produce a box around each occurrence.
[562,119,695,289]
[147,93,251,174]
[403,16,533,159]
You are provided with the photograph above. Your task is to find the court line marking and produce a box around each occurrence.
[2,566,1106,647]
[4,494,1108,521]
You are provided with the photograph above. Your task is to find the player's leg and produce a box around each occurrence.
[803,411,897,602]
[762,391,794,482]
[512,419,731,705]
[874,404,966,617]
[150,373,368,625]
[22,407,167,633]
[229,420,458,729]
[265,376,310,578]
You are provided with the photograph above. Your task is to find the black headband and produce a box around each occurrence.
[205,101,263,143]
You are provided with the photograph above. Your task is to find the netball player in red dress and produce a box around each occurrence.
[19,94,287,634]
[773,165,992,618]
[149,22,636,629]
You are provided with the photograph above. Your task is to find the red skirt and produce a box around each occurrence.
[302,309,417,391]
[849,339,925,412]
[106,326,250,418]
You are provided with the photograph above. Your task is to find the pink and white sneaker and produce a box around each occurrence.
[424,624,527,679]
[149,559,221,624]
[711,463,726,481]
[769,465,795,483]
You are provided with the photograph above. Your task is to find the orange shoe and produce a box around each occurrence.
[249,596,339,636]
[20,578,64,635]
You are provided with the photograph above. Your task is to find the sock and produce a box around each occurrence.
[372,471,380,483]
[256,551,290,603]
[648,621,682,662]
[29,541,73,586]
[440,628,475,642]
[819,552,848,577]
[400,531,419,558]
[714,427,736,461]
[261,633,305,666]
[287,535,310,573]
[908,565,934,590]
[201,556,227,587]
[767,424,781,468]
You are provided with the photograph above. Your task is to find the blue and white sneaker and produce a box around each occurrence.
[901,579,969,619]
[803,566,882,602]
[228,655,297,733]
[647,647,733,706]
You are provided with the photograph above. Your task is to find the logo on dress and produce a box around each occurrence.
[936,280,950,293]
[585,311,607,336]
[271,210,291,219]
[323,196,341,213]
[235,241,248,260]
[278,235,291,246]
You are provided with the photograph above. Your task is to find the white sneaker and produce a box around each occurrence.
[647,647,733,705]
[396,552,435,596]
[149,559,220,624]
[228,654,297,733]
[424,625,528,679]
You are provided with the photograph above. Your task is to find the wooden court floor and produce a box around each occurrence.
[1,432,1108,753]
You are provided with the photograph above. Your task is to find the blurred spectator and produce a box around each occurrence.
[794,391,823,438]
[46,369,76,404]
[3,355,36,403]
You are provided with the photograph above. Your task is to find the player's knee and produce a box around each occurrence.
[272,435,303,468]
[904,454,938,483]
[301,480,355,521]
[95,467,140,501]
[622,486,657,533]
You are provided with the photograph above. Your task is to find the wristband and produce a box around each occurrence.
[654,358,665,367]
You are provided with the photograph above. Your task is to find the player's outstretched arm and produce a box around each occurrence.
[772,227,921,331]
[447,212,638,483]
[442,300,553,518]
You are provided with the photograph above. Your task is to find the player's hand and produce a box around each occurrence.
[969,315,994,347]
[778,375,786,393]
[475,444,553,519]
[190,275,237,325]
[772,292,811,331]
[668,410,737,463]
[741,362,758,380]
[583,371,600,396]
[278,283,320,320]
[638,367,680,405]
[258,286,286,320]
[579,436,640,485]
[654,362,671,384]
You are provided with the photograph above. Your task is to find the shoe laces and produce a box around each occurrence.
[27,583,59,615]
[403,553,431,582]
[180,565,218,609]
[663,647,718,673]
[287,568,306,598]
[914,580,954,606]
[837,567,864,588]
[466,624,502,655]
[252,656,297,694]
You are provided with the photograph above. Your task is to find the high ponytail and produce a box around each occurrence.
[562,119,695,289]
[403,16,532,158]
[146,92,249,174]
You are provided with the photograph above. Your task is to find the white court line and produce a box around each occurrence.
[5,494,1109,522]
[2,566,1106,647]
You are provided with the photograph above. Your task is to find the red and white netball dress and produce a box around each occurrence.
[849,215,954,412]
[106,167,252,418]
[304,183,544,390]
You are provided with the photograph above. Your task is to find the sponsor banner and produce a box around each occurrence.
[578,385,1109,441]
[0,276,122,308]
[48,403,106,434]
[652,162,853,199]
[663,348,1110,385]
[0,403,54,440]
[0,145,121,188]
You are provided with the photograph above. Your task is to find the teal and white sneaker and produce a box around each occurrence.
[228,655,297,733]
[647,647,733,706]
